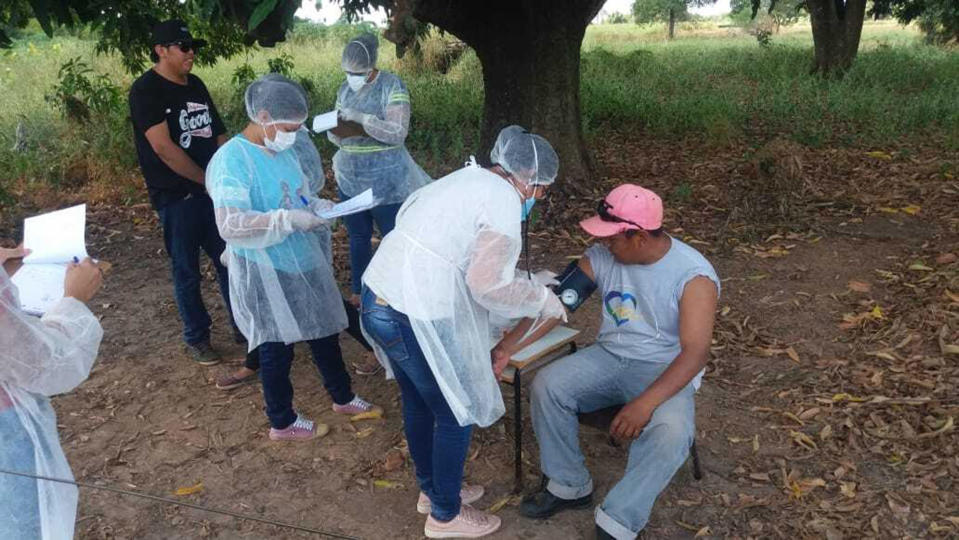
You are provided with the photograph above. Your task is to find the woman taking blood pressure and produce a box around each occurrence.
[360,126,567,538]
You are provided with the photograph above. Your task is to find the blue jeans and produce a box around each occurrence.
[258,335,354,429]
[530,345,696,540]
[359,286,473,521]
[156,194,233,346]
[0,406,41,539]
[339,189,401,295]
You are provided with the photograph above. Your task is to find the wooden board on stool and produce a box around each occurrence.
[500,326,581,384]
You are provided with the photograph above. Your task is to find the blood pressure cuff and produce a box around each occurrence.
[550,260,597,312]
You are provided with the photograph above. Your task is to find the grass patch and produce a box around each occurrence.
[0,20,955,193]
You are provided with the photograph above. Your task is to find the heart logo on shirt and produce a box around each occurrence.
[604,291,637,327]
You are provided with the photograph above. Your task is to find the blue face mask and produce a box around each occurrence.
[521,197,536,221]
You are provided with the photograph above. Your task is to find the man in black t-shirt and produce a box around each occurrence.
[129,20,235,365]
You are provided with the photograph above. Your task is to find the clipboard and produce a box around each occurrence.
[329,120,366,139]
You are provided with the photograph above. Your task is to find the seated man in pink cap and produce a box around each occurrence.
[519,184,720,540]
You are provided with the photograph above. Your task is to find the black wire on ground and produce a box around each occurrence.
[0,468,360,539]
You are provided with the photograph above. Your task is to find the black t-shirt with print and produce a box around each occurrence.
[129,70,226,209]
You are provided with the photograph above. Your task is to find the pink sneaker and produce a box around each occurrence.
[332,396,383,416]
[424,504,501,538]
[268,416,329,441]
[417,484,486,514]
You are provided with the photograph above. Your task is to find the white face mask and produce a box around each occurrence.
[346,73,368,92]
[262,126,297,153]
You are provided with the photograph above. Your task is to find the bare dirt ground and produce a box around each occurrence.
[1,134,957,539]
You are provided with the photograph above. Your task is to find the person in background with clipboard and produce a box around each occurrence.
[1,245,104,539]
[328,33,431,308]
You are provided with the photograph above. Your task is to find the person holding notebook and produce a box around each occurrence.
[1,245,104,539]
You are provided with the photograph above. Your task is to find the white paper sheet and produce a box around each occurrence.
[22,204,88,264]
[319,189,377,219]
[311,111,339,133]
[14,204,89,315]
[11,263,67,316]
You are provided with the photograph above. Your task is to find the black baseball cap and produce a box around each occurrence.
[151,19,207,48]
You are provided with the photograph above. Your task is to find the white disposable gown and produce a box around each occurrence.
[362,162,559,427]
[206,133,348,351]
[0,267,103,540]
[328,70,430,205]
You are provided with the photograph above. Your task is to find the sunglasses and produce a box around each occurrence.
[597,200,643,230]
[164,41,195,53]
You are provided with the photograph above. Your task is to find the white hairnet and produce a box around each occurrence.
[341,33,378,73]
[489,125,559,186]
[244,74,309,125]
[1,267,103,539]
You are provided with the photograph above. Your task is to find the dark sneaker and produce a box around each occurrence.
[187,341,221,366]
[520,485,593,519]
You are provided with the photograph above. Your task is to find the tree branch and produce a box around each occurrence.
[410,0,488,44]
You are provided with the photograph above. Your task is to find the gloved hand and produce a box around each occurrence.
[532,269,559,287]
[542,290,568,322]
[288,209,326,231]
[307,197,336,216]
[339,108,369,124]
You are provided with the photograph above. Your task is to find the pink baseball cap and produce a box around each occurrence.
[579,184,663,237]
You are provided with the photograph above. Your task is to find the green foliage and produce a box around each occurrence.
[730,0,804,31]
[2,0,301,74]
[222,51,321,129]
[44,57,123,122]
[288,19,379,46]
[578,27,958,147]
[914,0,958,44]
[231,62,257,89]
[0,22,956,194]
[0,0,33,47]
[633,0,695,24]
[755,28,773,47]
[267,51,295,75]
[607,12,630,24]
[249,0,281,32]
[872,0,959,44]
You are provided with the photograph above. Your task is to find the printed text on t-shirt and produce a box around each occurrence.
[178,102,213,149]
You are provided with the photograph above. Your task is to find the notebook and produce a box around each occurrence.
[11,204,89,316]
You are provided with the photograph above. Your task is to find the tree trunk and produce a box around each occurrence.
[668,9,676,39]
[401,0,605,194]
[807,0,866,76]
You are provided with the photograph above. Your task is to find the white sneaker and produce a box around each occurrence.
[417,484,485,514]
[424,504,501,538]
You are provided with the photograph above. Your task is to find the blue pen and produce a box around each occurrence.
[299,195,310,207]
